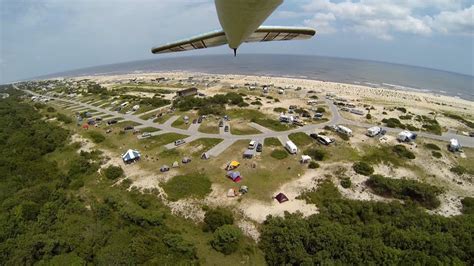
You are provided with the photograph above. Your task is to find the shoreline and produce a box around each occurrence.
[56,71,474,109]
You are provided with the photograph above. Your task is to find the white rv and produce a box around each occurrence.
[336,125,353,136]
[285,141,298,154]
[397,131,417,142]
[279,114,294,123]
[367,126,382,137]
[448,139,461,152]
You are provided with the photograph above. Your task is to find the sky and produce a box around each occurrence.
[1,0,473,83]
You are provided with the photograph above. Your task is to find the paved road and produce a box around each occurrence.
[23,89,474,153]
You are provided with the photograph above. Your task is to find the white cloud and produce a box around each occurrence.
[301,0,472,39]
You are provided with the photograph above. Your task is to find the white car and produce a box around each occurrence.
[248,140,257,150]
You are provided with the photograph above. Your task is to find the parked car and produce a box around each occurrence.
[192,119,197,124]
[141,132,151,138]
[197,117,203,124]
[224,125,229,132]
[107,119,118,125]
[124,126,134,131]
[175,139,186,146]
[219,120,224,127]
[248,140,257,150]
[256,143,263,152]
[470,132,474,137]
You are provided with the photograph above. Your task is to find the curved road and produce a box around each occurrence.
[23,89,474,157]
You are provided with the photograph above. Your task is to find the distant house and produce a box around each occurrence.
[176,87,198,97]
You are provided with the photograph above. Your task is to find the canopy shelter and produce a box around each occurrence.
[172,161,179,168]
[122,149,141,164]
[275,193,289,203]
[201,153,210,160]
[226,161,240,170]
[227,171,242,182]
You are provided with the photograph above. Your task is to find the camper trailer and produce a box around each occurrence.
[285,141,298,154]
[336,125,353,136]
[279,114,294,123]
[448,139,461,152]
[397,131,417,142]
[367,126,382,137]
[310,133,334,146]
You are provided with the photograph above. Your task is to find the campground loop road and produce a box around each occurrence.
[23,88,474,157]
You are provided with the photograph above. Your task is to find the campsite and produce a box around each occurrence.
[8,71,474,265]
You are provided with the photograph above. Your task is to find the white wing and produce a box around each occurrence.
[151,30,227,54]
[151,26,316,54]
[245,26,316,43]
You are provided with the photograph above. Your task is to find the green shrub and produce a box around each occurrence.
[57,113,73,124]
[405,124,419,131]
[431,151,442,158]
[305,148,326,161]
[382,118,405,129]
[46,106,56,112]
[424,143,441,150]
[271,149,289,160]
[392,145,416,159]
[273,107,287,113]
[104,165,124,180]
[203,208,234,232]
[461,197,474,214]
[210,225,242,255]
[162,173,212,201]
[366,113,372,119]
[340,177,352,188]
[366,175,443,209]
[396,107,407,113]
[450,165,467,176]
[316,107,325,113]
[87,131,106,143]
[353,161,374,176]
[251,101,262,106]
[308,161,320,169]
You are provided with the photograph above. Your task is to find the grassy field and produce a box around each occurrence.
[264,137,281,147]
[163,173,212,201]
[198,120,219,134]
[226,108,294,132]
[230,121,261,135]
[288,132,313,147]
[172,114,198,130]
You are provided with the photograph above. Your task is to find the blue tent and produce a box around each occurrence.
[227,171,241,181]
[122,149,141,163]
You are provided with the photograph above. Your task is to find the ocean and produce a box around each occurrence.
[42,54,474,101]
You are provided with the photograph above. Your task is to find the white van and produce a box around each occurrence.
[285,141,298,154]
[248,140,257,150]
[367,126,381,137]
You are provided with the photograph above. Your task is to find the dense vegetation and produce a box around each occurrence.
[203,207,234,232]
[261,180,473,265]
[367,175,443,209]
[162,173,212,201]
[392,144,416,159]
[443,112,474,129]
[0,98,199,264]
[173,92,244,116]
[353,161,374,176]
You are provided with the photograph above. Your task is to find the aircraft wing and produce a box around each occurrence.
[245,26,316,43]
[151,30,227,54]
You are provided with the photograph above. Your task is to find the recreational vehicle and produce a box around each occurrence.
[285,141,298,154]
[336,125,353,136]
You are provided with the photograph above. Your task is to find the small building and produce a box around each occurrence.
[350,109,364,116]
[448,139,461,152]
[398,131,417,142]
[122,149,141,164]
[176,87,198,97]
